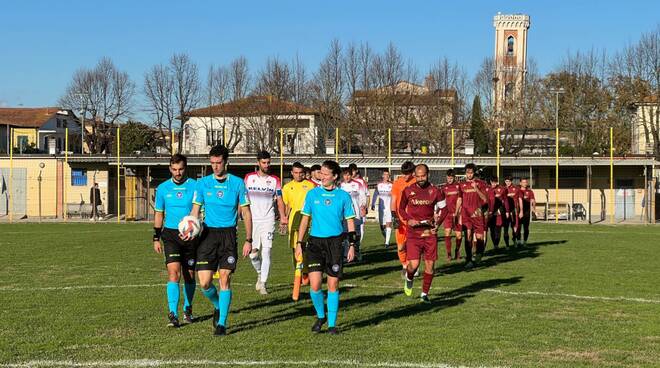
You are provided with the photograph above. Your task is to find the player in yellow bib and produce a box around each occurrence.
[282,162,316,295]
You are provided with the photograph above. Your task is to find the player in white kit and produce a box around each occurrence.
[349,163,369,243]
[370,169,393,248]
[244,151,288,295]
[341,168,366,262]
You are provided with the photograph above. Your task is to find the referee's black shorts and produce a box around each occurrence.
[306,234,344,279]
[162,228,198,269]
[196,227,238,272]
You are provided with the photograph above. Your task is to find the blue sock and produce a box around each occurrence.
[201,285,220,310]
[327,291,339,328]
[166,281,179,317]
[310,289,326,319]
[183,282,196,309]
[218,290,232,327]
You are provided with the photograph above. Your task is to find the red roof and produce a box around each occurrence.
[184,96,317,118]
[0,107,70,128]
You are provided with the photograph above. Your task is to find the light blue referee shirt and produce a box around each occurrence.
[193,173,250,228]
[301,186,355,238]
[154,178,196,230]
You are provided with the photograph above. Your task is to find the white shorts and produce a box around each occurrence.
[252,221,275,250]
[378,206,392,224]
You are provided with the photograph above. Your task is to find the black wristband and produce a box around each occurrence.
[153,227,162,241]
[347,231,357,244]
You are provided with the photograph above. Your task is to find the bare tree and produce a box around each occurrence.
[144,64,176,153]
[171,53,201,152]
[59,57,135,153]
[610,26,660,157]
[311,39,345,154]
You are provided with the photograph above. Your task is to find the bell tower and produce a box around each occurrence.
[493,13,530,113]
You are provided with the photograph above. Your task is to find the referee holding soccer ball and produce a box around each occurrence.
[153,154,198,328]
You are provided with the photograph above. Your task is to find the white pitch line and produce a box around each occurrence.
[1,282,658,305]
[0,359,507,368]
[482,289,660,304]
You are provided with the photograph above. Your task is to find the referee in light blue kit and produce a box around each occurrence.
[296,160,357,335]
[190,144,253,336]
[153,154,197,328]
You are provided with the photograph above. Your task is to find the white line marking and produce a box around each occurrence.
[1,282,658,304]
[482,289,660,304]
[0,359,507,368]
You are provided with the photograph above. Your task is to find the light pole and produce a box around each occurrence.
[38,162,45,223]
[74,93,88,154]
[549,87,565,223]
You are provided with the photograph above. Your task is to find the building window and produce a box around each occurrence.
[71,169,88,186]
[507,36,515,55]
[505,83,514,99]
[17,135,29,151]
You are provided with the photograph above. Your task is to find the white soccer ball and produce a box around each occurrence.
[178,216,201,239]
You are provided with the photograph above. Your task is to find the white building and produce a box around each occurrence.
[182,96,324,155]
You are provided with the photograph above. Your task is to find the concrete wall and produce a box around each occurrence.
[0,157,109,218]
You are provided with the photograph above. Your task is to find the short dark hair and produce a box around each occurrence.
[310,164,321,172]
[521,177,529,181]
[465,163,476,172]
[292,161,305,170]
[415,163,429,174]
[490,176,499,182]
[322,160,341,180]
[170,153,187,166]
[401,161,415,174]
[348,163,358,171]
[256,150,271,160]
[209,144,229,161]
[446,169,455,177]
[304,167,311,175]
[382,168,390,173]
[342,168,352,176]
[504,175,513,181]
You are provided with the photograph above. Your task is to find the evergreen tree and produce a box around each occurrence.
[469,95,488,154]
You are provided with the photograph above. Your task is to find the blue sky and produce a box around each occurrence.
[1,0,658,114]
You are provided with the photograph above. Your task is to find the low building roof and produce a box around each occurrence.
[0,107,75,128]
[184,96,317,119]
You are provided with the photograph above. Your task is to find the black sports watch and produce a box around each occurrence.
[246,238,253,243]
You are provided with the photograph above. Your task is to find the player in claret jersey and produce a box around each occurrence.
[502,176,521,249]
[244,151,288,295]
[439,169,462,262]
[371,169,393,248]
[457,163,488,269]
[487,176,509,251]
[399,164,444,303]
[517,177,536,247]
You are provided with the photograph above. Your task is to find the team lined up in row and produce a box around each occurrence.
[151,145,536,333]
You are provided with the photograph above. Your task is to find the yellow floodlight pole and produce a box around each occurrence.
[117,127,121,224]
[335,127,339,163]
[610,127,614,224]
[555,126,559,224]
[451,128,455,167]
[8,128,13,223]
[388,128,392,169]
[496,128,501,179]
[279,128,284,180]
[64,128,68,222]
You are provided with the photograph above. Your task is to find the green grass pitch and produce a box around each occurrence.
[1,222,659,368]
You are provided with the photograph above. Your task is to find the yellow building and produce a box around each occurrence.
[0,107,82,154]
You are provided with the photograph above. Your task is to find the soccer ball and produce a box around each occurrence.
[178,216,201,239]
